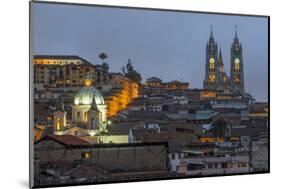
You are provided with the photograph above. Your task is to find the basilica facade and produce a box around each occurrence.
[203,26,245,94]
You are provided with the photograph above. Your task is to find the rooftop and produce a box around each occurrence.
[36,135,90,146]
[34,55,94,66]
[166,111,219,121]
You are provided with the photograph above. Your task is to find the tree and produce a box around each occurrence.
[98,52,108,63]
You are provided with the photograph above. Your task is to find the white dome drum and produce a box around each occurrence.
[74,87,105,106]
[72,85,107,129]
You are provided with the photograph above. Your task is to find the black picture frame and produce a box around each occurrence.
[29,1,270,188]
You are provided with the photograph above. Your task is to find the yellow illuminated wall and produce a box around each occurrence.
[200,137,240,143]
[200,90,216,99]
[199,137,224,143]
[147,81,161,87]
[34,125,45,141]
[34,58,82,65]
[164,82,188,90]
[105,75,139,117]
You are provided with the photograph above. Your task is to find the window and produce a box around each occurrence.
[239,163,247,167]
[187,164,202,170]
[171,153,175,160]
[77,112,80,122]
[82,152,92,159]
[84,112,88,122]
[56,118,61,130]
[235,62,240,71]
[209,74,215,82]
[208,164,213,169]
[221,162,227,168]
[210,62,214,70]
[234,76,240,83]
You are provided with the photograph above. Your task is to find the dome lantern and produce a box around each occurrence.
[83,72,93,87]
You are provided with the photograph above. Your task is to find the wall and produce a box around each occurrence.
[34,140,167,172]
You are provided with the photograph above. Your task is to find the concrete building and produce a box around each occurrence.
[145,77,189,91]
[33,55,109,88]
[176,154,250,176]
[168,142,250,175]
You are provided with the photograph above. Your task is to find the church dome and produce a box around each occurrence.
[74,86,105,106]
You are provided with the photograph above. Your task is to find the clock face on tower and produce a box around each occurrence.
[234,58,240,64]
[209,58,215,64]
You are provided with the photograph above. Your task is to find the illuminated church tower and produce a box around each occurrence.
[87,99,103,136]
[53,100,67,135]
[204,25,219,90]
[230,27,245,93]
[217,48,224,87]
[217,48,230,91]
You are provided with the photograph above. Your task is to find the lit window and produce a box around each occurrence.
[235,62,240,71]
[82,152,92,159]
[210,62,214,70]
[56,118,61,130]
[221,163,227,168]
[209,74,215,82]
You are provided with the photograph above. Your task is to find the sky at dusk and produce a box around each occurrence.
[32,2,268,101]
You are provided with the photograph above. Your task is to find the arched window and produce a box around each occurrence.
[209,74,215,82]
[234,76,240,83]
[235,63,240,71]
[77,112,80,122]
[210,62,214,70]
[84,112,88,122]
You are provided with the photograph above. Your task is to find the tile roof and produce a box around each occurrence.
[230,126,268,137]
[128,111,171,120]
[34,55,83,60]
[62,163,110,179]
[39,135,90,146]
[146,77,162,82]
[166,111,219,121]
